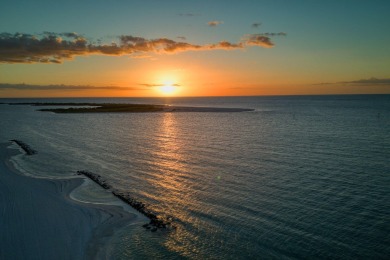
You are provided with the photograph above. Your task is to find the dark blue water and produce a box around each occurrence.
[1,95,389,259]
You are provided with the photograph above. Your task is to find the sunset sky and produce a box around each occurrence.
[1,0,390,97]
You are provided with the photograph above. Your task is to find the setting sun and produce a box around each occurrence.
[160,85,176,95]
[159,80,179,95]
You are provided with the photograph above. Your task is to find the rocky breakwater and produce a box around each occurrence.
[76,170,111,190]
[112,191,174,232]
[10,139,37,155]
[77,170,173,232]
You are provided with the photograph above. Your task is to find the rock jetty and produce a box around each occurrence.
[112,191,172,231]
[76,170,111,190]
[77,170,173,231]
[10,139,37,155]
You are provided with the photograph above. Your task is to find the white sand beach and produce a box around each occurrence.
[0,143,137,259]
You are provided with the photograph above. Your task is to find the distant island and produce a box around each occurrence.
[9,103,254,113]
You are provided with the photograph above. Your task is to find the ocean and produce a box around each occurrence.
[0,95,389,259]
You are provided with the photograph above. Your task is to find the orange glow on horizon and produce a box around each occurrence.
[2,60,389,98]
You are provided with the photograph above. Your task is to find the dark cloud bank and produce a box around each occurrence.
[0,32,285,64]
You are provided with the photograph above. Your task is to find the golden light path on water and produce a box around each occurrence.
[149,112,203,256]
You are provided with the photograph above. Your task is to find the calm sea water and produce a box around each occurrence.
[1,95,389,259]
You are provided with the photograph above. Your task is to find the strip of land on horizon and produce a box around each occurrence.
[8,102,254,113]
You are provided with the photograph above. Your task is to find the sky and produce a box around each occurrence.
[1,0,390,97]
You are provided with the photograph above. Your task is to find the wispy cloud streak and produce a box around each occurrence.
[0,83,141,91]
[178,13,200,17]
[342,77,390,85]
[316,77,390,86]
[259,32,287,36]
[139,83,181,87]
[207,21,223,27]
[0,31,283,63]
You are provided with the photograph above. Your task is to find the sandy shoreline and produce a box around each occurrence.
[0,143,139,259]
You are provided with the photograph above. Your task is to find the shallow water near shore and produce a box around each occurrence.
[0,143,143,260]
[1,95,389,259]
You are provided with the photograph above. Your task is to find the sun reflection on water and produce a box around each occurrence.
[149,112,204,257]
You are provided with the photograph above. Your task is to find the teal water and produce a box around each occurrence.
[1,95,389,259]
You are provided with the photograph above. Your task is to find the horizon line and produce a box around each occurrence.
[1,93,389,100]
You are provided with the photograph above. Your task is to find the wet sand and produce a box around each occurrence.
[0,143,138,259]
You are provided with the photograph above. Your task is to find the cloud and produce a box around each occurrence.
[342,77,390,85]
[207,41,244,49]
[140,83,181,88]
[178,13,199,17]
[0,32,90,63]
[259,32,287,37]
[242,34,275,48]
[0,32,283,63]
[177,36,187,41]
[250,24,286,37]
[0,83,141,91]
[316,77,390,86]
[207,21,223,27]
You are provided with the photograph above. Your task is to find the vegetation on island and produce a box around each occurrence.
[39,104,165,113]
[8,102,254,113]
[9,103,166,113]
